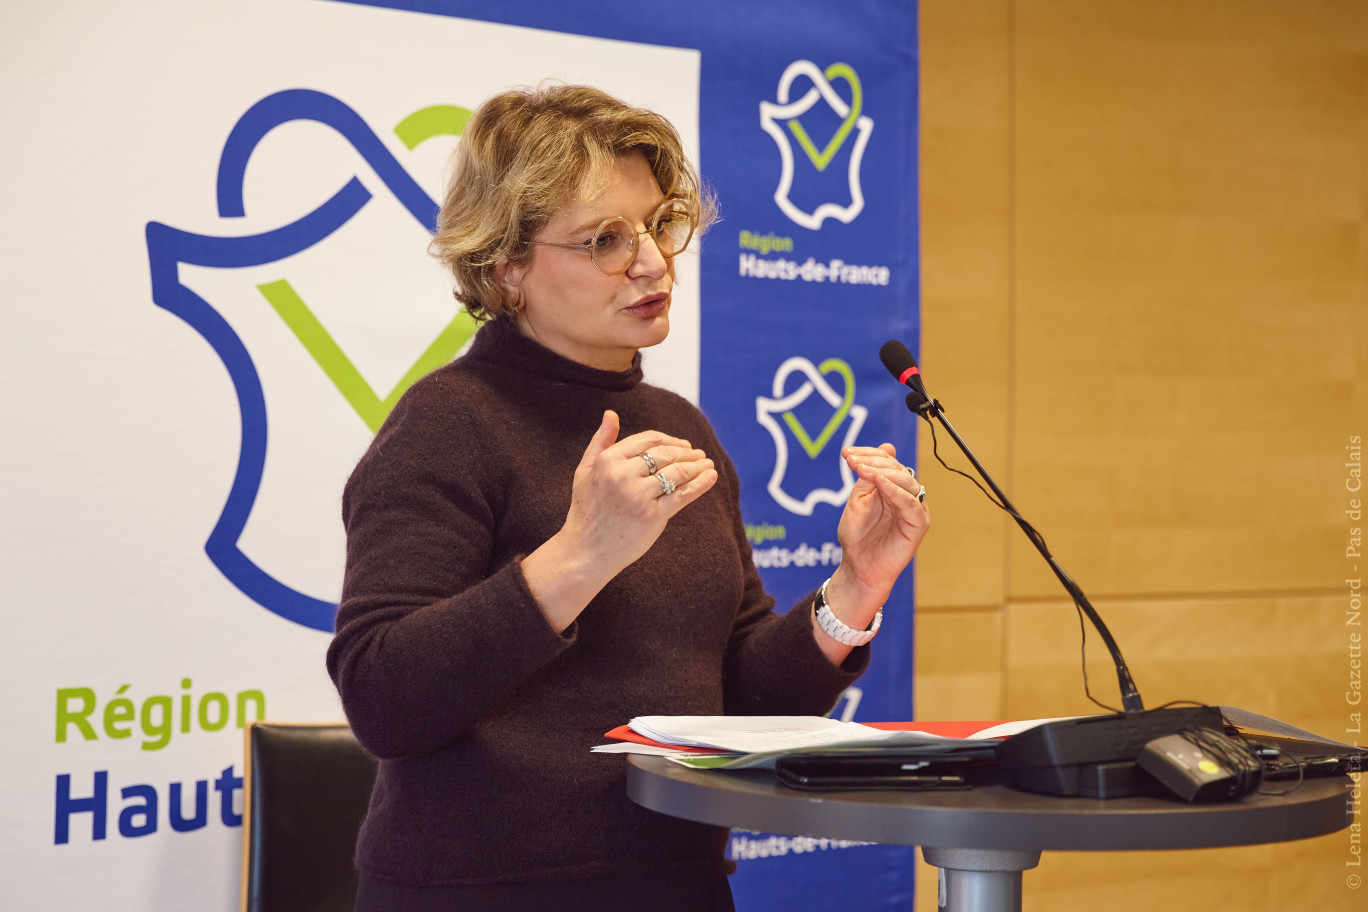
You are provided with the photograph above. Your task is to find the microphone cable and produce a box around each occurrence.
[922,418,1122,714]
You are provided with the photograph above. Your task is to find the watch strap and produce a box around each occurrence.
[813,577,882,647]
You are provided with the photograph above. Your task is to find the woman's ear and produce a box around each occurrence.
[494,258,527,313]
[495,258,524,296]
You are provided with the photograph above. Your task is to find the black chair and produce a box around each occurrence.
[242,722,378,912]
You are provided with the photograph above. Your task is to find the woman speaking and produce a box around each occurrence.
[327,84,929,911]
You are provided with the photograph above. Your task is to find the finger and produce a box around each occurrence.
[842,443,898,460]
[869,468,927,514]
[844,447,906,470]
[634,451,660,476]
[629,446,708,480]
[578,410,621,472]
[847,452,918,492]
[843,451,908,480]
[887,464,923,498]
[850,457,918,496]
[892,465,924,500]
[608,428,694,460]
[642,444,709,472]
[646,457,715,497]
[659,465,719,513]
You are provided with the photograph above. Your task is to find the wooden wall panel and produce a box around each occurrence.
[915,0,1014,610]
[1006,0,1368,600]
[1002,594,1352,736]
[914,607,1006,721]
[915,1,1366,909]
[1021,831,1359,912]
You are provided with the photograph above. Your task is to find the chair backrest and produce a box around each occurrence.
[241,722,378,912]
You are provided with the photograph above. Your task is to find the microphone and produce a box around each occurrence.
[877,340,932,413]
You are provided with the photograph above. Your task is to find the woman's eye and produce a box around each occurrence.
[592,232,622,251]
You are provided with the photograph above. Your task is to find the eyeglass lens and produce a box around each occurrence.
[591,200,695,275]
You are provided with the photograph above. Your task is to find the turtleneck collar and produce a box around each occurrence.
[463,316,644,392]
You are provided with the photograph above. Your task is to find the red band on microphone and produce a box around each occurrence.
[898,366,920,385]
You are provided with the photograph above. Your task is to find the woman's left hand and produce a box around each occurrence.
[837,443,929,590]
[813,444,929,659]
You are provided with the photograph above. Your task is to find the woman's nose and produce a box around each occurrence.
[628,232,670,278]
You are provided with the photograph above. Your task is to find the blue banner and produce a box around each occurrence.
[335,3,921,908]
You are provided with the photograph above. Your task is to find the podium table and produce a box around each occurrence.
[627,755,1354,912]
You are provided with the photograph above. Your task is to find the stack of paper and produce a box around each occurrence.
[595,709,1367,772]
[593,716,1043,769]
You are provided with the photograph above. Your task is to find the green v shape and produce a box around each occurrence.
[257,278,477,433]
[780,358,856,459]
[785,63,863,173]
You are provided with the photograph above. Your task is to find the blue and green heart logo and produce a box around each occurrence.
[781,358,856,458]
[755,355,869,516]
[784,64,863,173]
[147,90,474,631]
[760,59,876,230]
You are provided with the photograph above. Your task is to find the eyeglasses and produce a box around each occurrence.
[529,199,697,277]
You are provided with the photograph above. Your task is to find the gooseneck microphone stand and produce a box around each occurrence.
[882,346,1236,818]
[903,389,1144,713]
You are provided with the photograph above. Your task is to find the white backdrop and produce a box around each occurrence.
[0,2,699,908]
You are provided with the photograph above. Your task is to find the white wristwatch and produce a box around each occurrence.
[813,577,882,647]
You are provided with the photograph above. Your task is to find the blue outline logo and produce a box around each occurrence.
[145,89,456,632]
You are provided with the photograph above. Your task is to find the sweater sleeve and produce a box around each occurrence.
[326,383,573,760]
[710,440,870,716]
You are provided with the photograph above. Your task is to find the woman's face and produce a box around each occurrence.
[502,153,674,371]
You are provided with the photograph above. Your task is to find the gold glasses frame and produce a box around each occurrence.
[528,198,697,277]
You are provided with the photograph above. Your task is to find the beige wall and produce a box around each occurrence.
[916,1,1367,909]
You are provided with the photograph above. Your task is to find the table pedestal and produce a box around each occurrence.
[922,847,1040,912]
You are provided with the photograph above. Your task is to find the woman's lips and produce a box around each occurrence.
[624,294,669,318]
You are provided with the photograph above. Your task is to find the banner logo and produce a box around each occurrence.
[759,61,874,231]
[146,90,475,632]
[756,357,867,516]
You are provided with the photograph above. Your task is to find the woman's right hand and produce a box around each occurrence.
[520,410,718,632]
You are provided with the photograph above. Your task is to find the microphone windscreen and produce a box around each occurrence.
[906,390,931,414]
[879,340,916,380]
[880,339,928,394]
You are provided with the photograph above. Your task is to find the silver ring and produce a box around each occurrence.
[656,473,676,496]
[916,485,927,503]
[639,452,658,475]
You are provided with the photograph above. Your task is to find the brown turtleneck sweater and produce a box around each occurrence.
[327,317,868,887]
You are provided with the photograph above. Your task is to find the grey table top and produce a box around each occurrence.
[626,755,1356,852]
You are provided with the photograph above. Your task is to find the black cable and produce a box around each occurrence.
[1154,701,1310,795]
[925,419,1121,714]
[1178,726,1263,798]
[1164,711,1307,797]
[927,420,1007,511]
[1256,753,1306,796]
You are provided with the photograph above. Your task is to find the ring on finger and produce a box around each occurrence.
[917,485,927,504]
[638,452,658,475]
[656,473,676,496]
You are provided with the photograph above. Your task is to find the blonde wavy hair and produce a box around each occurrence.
[430,84,716,321]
